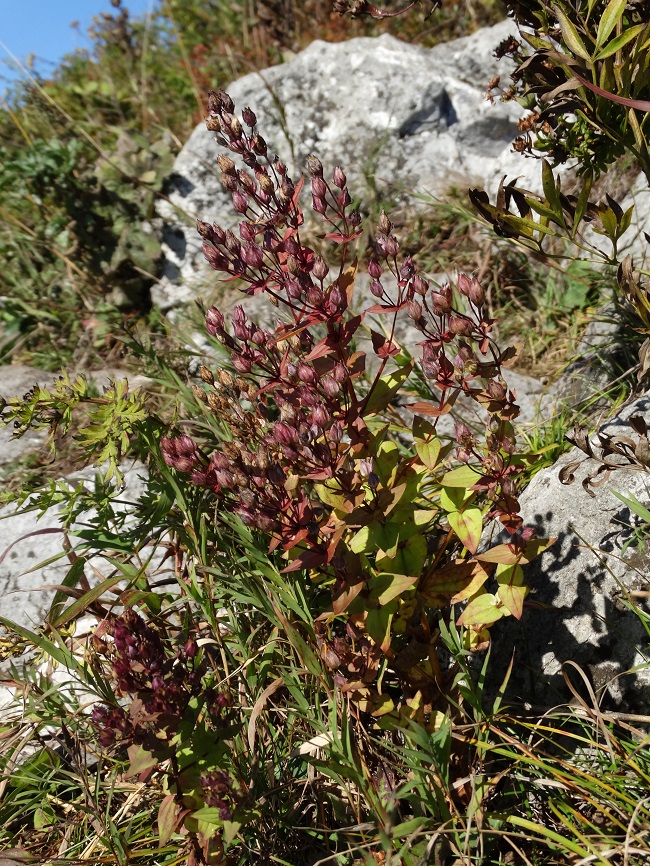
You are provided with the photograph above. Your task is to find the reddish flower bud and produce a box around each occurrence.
[376,234,399,257]
[429,289,452,316]
[312,195,327,214]
[368,259,383,279]
[239,222,256,241]
[400,256,415,279]
[349,210,361,226]
[230,115,242,138]
[412,275,428,296]
[322,376,339,397]
[273,421,297,445]
[232,190,249,213]
[328,284,345,313]
[312,256,329,281]
[377,211,392,234]
[449,316,473,336]
[206,306,225,335]
[487,380,506,400]
[337,189,352,208]
[242,106,257,127]
[298,362,316,383]
[333,166,347,188]
[307,287,323,307]
[311,176,327,198]
[225,231,241,255]
[241,241,264,269]
[217,154,236,174]
[408,300,422,320]
[307,155,323,177]
[259,173,274,194]
[332,362,347,382]
[232,354,252,373]
[468,277,485,307]
[252,134,267,155]
[312,404,329,427]
[203,242,228,270]
[370,279,384,298]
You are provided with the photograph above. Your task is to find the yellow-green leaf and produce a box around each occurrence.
[555,5,592,61]
[596,0,627,49]
[457,590,504,627]
[441,465,481,488]
[594,23,644,60]
[448,508,483,554]
[415,435,441,470]
[369,572,418,606]
[439,485,474,512]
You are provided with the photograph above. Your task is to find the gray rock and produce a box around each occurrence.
[0,463,150,630]
[154,20,524,309]
[618,171,650,269]
[486,391,650,711]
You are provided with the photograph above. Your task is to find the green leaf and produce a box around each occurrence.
[191,807,223,825]
[369,573,418,605]
[496,563,528,619]
[555,5,593,61]
[157,794,179,848]
[366,604,394,651]
[497,582,528,619]
[363,362,413,415]
[572,172,593,239]
[447,508,483,554]
[594,23,645,60]
[596,0,627,49]
[457,591,504,627]
[415,435,441,470]
[376,534,427,576]
[47,557,87,626]
[126,744,158,779]
[439,486,473,512]
[50,573,126,629]
[441,465,481,488]
[541,159,564,225]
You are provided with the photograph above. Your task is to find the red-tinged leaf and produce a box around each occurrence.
[447,508,483,554]
[158,794,180,848]
[497,582,528,619]
[282,549,328,572]
[331,577,365,615]
[305,338,336,362]
[323,231,363,243]
[366,303,403,314]
[331,261,358,308]
[126,744,158,779]
[475,544,520,565]
[347,351,366,377]
[371,330,400,358]
[419,559,492,607]
[405,397,457,417]
[369,572,418,605]
[456,591,504,627]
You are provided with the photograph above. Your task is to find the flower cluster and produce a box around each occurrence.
[162,298,357,551]
[197,90,360,324]
[90,611,232,749]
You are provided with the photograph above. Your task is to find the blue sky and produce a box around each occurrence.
[1,0,154,89]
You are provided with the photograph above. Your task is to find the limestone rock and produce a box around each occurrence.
[0,463,150,630]
[154,20,524,309]
[487,391,650,711]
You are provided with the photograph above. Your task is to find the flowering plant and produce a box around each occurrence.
[161,90,552,721]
